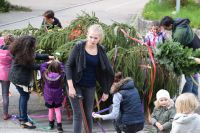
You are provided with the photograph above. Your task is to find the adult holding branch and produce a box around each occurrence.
[65,24,114,133]
[160,16,200,96]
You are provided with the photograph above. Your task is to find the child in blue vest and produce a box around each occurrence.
[92,72,144,133]
[40,60,64,133]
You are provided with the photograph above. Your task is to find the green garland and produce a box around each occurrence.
[155,41,199,76]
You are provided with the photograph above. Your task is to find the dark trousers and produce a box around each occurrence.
[1,80,10,114]
[114,121,144,133]
[15,85,30,122]
[182,75,198,96]
[69,86,95,133]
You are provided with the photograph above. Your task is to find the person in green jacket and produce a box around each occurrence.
[160,16,200,96]
[151,89,176,133]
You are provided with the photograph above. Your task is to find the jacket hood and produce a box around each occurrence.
[45,72,61,81]
[173,18,190,30]
[110,77,134,94]
[173,113,198,124]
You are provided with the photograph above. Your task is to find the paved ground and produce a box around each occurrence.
[0,0,149,31]
[0,0,152,132]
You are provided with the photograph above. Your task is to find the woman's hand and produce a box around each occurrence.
[67,80,76,98]
[194,57,200,64]
[92,112,102,119]
[101,93,109,102]
[68,87,76,98]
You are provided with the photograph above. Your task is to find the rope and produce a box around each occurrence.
[77,95,90,133]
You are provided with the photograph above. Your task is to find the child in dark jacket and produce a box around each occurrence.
[40,60,64,133]
[92,72,144,133]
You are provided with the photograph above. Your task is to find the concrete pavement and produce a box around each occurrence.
[0,0,149,31]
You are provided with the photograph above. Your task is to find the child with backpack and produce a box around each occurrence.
[40,60,65,133]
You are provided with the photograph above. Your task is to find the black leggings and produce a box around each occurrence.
[123,123,144,133]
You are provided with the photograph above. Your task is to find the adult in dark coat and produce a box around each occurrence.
[160,16,200,96]
[9,36,54,129]
[65,24,114,133]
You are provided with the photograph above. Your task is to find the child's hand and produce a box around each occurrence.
[158,125,164,131]
[155,122,163,131]
[92,112,102,119]
[47,60,52,64]
[155,122,161,128]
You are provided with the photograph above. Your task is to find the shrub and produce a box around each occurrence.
[0,0,10,12]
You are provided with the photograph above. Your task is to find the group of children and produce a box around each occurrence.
[93,71,200,133]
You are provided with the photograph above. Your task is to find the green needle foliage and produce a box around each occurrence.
[155,41,199,76]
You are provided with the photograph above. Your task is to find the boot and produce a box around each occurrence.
[49,120,54,129]
[57,123,63,133]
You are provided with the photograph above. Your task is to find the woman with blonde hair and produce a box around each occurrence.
[65,24,114,133]
[171,93,200,133]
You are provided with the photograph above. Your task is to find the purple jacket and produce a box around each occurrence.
[40,62,64,105]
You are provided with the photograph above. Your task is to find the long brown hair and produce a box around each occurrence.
[46,60,62,74]
[10,36,36,66]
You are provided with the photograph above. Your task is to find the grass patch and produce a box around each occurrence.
[142,0,200,28]
[0,1,31,13]
[10,4,32,12]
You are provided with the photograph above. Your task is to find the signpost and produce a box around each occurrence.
[176,0,180,13]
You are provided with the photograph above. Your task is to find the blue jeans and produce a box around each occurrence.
[69,86,95,133]
[182,75,199,96]
[15,85,30,122]
[1,81,10,114]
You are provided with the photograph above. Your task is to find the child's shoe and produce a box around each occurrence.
[49,120,55,129]
[57,123,63,133]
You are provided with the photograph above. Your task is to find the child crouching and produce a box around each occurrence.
[93,72,144,133]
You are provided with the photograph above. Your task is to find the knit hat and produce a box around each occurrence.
[156,89,170,100]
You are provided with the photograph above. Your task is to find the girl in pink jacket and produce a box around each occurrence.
[0,35,15,120]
